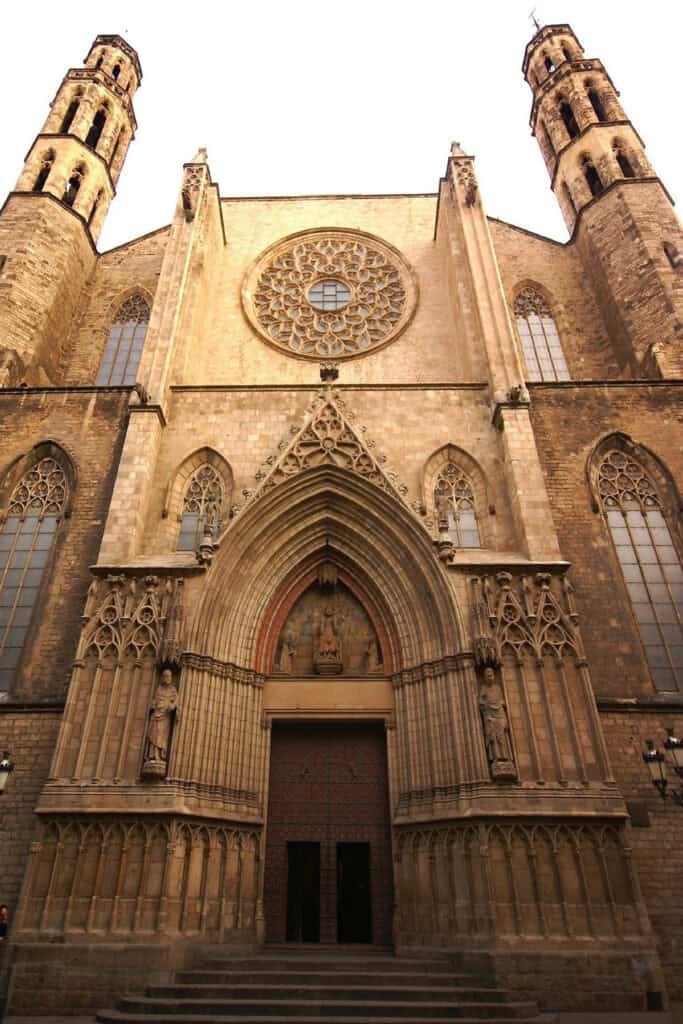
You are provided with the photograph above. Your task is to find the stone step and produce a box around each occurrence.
[112,995,541,1019]
[97,1015,557,1024]
[174,972,486,987]
[199,956,467,974]
[148,984,509,1003]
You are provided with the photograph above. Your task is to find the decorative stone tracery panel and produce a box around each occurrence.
[241,229,418,360]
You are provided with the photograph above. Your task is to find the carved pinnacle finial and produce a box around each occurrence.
[450,141,466,159]
[191,146,208,164]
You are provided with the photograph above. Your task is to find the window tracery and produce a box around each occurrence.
[434,463,480,548]
[598,449,682,692]
[0,457,68,696]
[242,230,418,360]
[513,288,570,382]
[96,294,150,386]
[177,464,224,550]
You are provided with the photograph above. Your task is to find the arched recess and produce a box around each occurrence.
[421,444,493,548]
[162,446,233,549]
[0,440,77,519]
[188,466,465,672]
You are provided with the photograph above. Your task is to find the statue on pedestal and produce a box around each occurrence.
[313,603,344,675]
[142,668,179,778]
[479,666,517,781]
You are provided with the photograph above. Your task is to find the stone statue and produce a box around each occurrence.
[479,667,516,780]
[142,669,179,777]
[279,632,296,674]
[313,604,344,675]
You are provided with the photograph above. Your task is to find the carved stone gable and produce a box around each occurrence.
[243,390,412,509]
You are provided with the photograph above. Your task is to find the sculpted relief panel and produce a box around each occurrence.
[275,564,383,677]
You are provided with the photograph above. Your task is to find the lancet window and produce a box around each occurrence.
[96,294,150,386]
[598,449,682,692]
[177,465,225,550]
[434,464,480,548]
[513,288,570,382]
[0,456,68,695]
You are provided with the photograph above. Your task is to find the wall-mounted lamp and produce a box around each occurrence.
[643,729,683,806]
[0,752,14,795]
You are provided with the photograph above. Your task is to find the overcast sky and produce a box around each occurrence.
[2,1,681,252]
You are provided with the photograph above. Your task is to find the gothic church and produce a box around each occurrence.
[0,23,681,1017]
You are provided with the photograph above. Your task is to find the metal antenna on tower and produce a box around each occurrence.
[529,8,542,32]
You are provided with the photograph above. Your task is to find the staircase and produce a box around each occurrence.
[95,948,557,1023]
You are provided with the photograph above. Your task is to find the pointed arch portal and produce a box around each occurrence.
[184,464,465,945]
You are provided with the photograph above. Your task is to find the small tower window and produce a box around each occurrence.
[96,294,150,386]
[597,449,683,692]
[62,167,84,208]
[0,455,68,695]
[434,464,481,548]
[562,45,572,62]
[514,287,570,382]
[32,151,54,193]
[613,142,636,179]
[582,157,604,198]
[60,98,80,134]
[95,53,104,70]
[112,64,121,81]
[587,87,608,122]
[559,100,580,140]
[543,55,555,73]
[178,465,225,551]
[85,108,107,151]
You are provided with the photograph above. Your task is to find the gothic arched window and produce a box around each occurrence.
[96,295,150,386]
[32,151,54,193]
[513,288,570,382]
[598,449,682,692]
[60,97,80,134]
[85,107,107,151]
[434,464,480,548]
[177,465,225,551]
[0,456,68,695]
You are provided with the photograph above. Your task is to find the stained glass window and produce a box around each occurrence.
[0,457,67,696]
[598,449,682,692]
[434,463,481,548]
[514,288,570,382]
[96,294,150,386]
[177,464,224,551]
[307,279,352,312]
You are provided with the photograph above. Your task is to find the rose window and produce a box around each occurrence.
[242,229,418,360]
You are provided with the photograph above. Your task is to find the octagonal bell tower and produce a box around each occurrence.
[0,35,141,386]
[524,24,683,378]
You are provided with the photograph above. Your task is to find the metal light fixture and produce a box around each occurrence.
[0,751,14,795]
[643,730,683,806]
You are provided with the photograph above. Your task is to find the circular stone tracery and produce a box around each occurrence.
[242,229,418,360]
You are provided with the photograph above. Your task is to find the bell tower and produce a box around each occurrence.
[0,35,141,386]
[523,24,683,378]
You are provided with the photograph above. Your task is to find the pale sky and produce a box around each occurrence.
[2,1,681,252]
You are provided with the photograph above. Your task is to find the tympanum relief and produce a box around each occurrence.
[275,564,383,677]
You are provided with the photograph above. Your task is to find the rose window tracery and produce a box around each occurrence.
[242,229,418,360]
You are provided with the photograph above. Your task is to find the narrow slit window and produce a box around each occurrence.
[0,457,67,696]
[559,100,580,139]
[514,288,570,382]
[598,450,682,692]
[178,465,224,551]
[434,464,481,549]
[60,98,80,134]
[587,88,608,122]
[85,108,107,150]
[96,294,150,386]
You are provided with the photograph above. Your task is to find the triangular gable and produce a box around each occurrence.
[244,388,413,509]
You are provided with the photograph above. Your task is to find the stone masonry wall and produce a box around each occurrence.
[530,382,682,698]
[489,217,620,380]
[64,227,168,386]
[0,389,129,701]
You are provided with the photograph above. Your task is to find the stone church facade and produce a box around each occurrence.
[0,23,681,1015]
